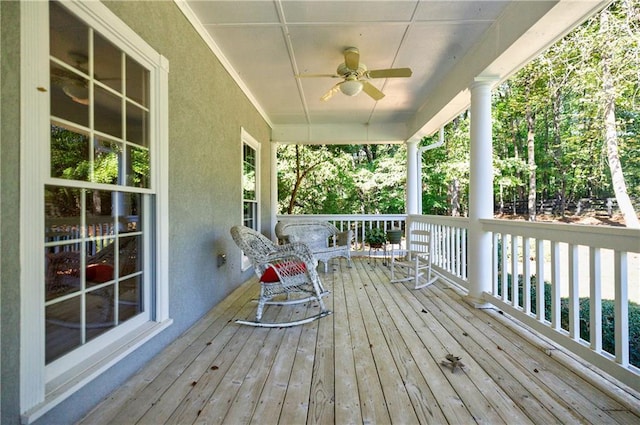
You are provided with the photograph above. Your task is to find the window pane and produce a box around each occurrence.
[86,285,115,342]
[119,235,142,278]
[94,33,122,93]
[126,56,149,107]
[45,244,82,301]
[50,61,89,125]
[86,189,114,230]
[243,201,257,229]
[46,295,82,363]
[243,165,256,200]
[121,192,142,233]
[45,185,82,240]
[243,144,256,201]
[126,145,150,188]
[51,125,90,180]
[119,275,143,322]
[126,102,148,147]
[45,186,83,302]
[94,138,122,185]
[49,2,89,75]
[94,85,122,138]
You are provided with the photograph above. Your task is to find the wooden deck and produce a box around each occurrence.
[79,258,640,424]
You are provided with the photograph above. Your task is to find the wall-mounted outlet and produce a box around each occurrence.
[217,253,227,268]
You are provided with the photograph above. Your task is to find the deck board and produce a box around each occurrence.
[79,258,640,425]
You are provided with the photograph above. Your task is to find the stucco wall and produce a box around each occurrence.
[1,1,22,423]
[1,1,272,424]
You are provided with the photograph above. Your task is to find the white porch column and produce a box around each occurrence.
[466,77,496,306]
[270,142,278,241]
[406,139,419,215]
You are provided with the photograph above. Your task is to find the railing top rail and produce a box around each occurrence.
[481,218,640,253]
[409,214,470,228]
[277,214,407,220]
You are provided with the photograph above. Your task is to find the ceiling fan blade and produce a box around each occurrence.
[367,68,412,78]
[362,81,385,101]
[296,73,341,78]
[344,47,360,70]
[320,83,342,101]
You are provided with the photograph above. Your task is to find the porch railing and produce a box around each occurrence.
[278,213,639,392]
[276,214,406,254]
[480,218,640,391]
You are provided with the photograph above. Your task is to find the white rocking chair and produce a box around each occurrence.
[390,227,437,289]
[230,225,332,327]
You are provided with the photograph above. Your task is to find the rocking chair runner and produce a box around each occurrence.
[390,226,438,289]
[230,225,332,327]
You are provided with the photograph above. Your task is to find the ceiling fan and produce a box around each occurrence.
[297,47,412,101]
[50,52,92,105]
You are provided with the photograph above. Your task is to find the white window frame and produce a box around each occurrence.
[241,128,261,271]
[20,2,171,422]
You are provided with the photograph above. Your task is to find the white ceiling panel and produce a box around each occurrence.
[181,0,610,144]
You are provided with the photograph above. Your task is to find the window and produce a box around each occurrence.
[241,129,260,269]
[20,1,170,418]
[242,128,260,231]
[46,2,150,364]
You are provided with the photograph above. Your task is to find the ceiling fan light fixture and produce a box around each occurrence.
[62,84,89,105]
[340,79,363,97]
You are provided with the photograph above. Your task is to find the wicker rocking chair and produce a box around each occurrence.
[230,225,332,327]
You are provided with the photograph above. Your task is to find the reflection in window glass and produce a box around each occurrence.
[93,138,122,185]
[126,145,150,188]
[50,127,90,180]
[86,189,115,239]
[242,142,258,231]
[119,235,142,278]
[126,56,149,107]
[94,85,122,138]
[85,285,116,342]
[243,145,256,200]
[119,276,143,322]
[94,33,122,93]
[126,102,148,147]
[46,296,82,363]
[49,2,89,74]
[50,62,89,126]
[45,244,81,301]
[122,193,142,232]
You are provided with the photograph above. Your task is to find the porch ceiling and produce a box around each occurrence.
[178,0,609,144]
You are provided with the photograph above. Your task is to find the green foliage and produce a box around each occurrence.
[277,144,406,214]
[364,227,386,246]
[498,274,640,368]
[277,0,639,217]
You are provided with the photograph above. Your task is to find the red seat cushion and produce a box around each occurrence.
[260,261,307,283]
[86,263,114,283]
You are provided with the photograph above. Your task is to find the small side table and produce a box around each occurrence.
[367,243,386,266]
[384,242,402,266]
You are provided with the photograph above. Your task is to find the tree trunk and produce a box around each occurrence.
[526,104,537,221]
[286,145,325,215]
[600,11,640,228]
[287,145,302,214]
[448,178,460,217]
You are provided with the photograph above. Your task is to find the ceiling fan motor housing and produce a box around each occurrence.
[337,62,367,78]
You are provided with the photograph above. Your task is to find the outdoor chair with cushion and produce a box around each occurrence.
[230,225,332,327]
[275,220,352,272]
